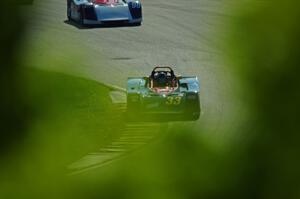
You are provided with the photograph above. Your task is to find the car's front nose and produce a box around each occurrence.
[95,4,130,21]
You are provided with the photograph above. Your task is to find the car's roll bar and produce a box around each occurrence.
[152,66,174,72]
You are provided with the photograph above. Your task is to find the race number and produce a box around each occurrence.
[166,96,182,105]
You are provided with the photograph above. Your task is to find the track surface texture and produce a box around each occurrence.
[22,0,243,172]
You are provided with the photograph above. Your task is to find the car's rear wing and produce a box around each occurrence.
[152,66,173,72]
[179,76,200,92]
[127,77,147,93]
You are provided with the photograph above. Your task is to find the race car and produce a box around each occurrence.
[127,66,201,121]
[67,0,142,26]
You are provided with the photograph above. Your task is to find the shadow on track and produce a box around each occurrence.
[63,20,141,29]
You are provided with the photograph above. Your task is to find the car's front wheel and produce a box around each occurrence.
[132,22,141,26]
[79,7,85,26]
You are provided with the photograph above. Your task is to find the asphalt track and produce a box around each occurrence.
[22,0,242,172]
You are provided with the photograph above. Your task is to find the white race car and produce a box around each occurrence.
[67,0,142,26]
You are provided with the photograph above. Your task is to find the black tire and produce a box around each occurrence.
[191,112,200,121]
[67,9,71,21]
[186,97,201,121]
[79,7,85,26]
[132,22,141,26]
[67,0,71,21]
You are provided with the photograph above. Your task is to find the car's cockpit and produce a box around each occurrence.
[148,66,178,93]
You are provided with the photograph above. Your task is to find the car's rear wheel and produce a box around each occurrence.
[67,0,71,21]
[191,112,200,121]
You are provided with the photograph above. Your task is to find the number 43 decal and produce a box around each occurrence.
[166,96,182,105]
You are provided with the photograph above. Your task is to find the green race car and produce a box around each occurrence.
[127,66,201,121]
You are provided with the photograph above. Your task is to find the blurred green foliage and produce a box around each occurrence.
[1,0,300,199]
[0,68,126,198]
[227,0,300,198]
[0,2,27,154]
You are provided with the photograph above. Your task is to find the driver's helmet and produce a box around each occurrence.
[155,72,167,87]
